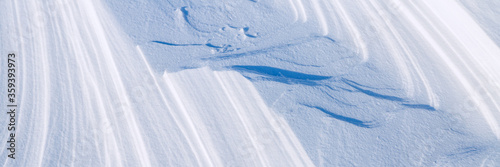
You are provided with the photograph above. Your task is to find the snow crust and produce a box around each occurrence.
[1,0,312,166]
[1,0,500,166]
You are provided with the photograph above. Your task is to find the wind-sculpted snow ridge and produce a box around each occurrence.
[104,0,500,166]
[161,67,314,167]
[0,0,313,166]
[3,0,500,166]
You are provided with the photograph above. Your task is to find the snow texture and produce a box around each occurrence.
[1,0,500,166]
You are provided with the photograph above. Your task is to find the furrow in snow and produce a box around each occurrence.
[0,0,314,166]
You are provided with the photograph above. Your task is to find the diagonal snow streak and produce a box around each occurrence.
[394,0,500,139]
[1,0,313,166]
[2,0,500,165]
[163,68,314,166]
[290,0,500,139]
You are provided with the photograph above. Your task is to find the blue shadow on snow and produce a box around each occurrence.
[303,104,378,128]
[231,65,331,80]
[342,78,405,102]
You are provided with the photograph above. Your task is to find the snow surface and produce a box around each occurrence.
[1,0,500,166]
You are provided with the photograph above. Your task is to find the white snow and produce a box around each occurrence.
[1,0,500,166]
[1,0,312,166]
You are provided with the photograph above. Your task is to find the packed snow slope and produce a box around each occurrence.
[0,0,313,166]
[105,0,500,166]
[1,0,500,167]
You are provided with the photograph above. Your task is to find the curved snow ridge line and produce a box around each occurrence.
[161,67,315,166]
[287,0,368,61]
[310,0,328,35]
[2,0,315,165]
[3,0,155,165]
[396,0,500,138]
[359,0,438,106]
[290,0,307,23]
[329,0,368,62]
[78,1,153,165]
